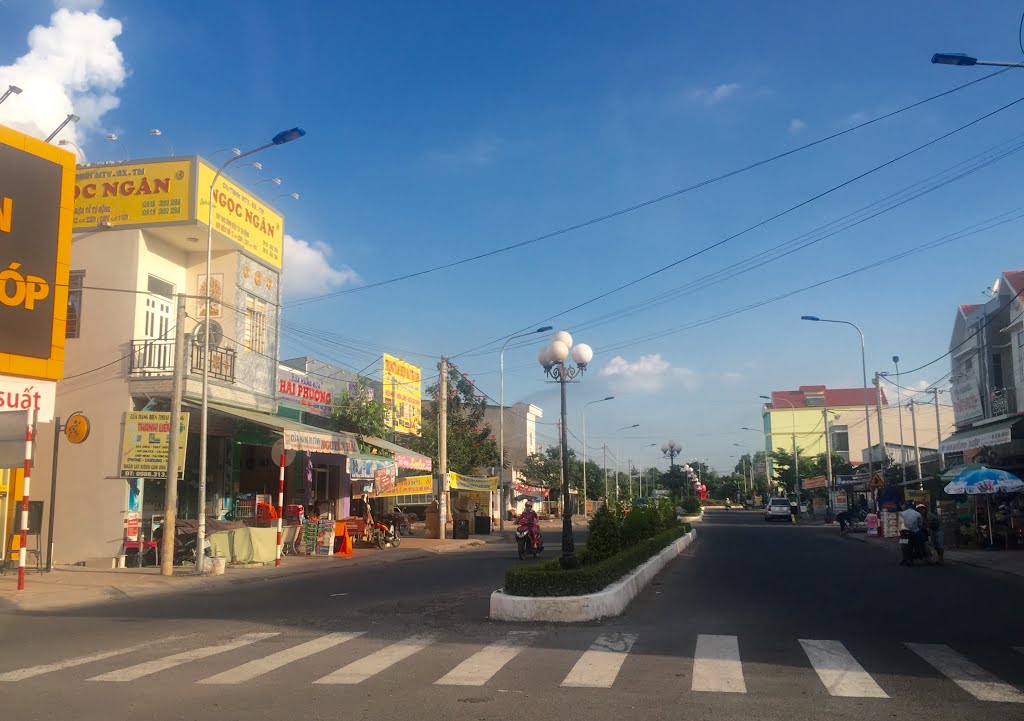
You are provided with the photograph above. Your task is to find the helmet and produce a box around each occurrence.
[524,500,533,508]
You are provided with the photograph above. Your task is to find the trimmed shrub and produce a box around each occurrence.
[504,524,691,597]
[680,496,701,515]
[657,498,676,529]
[585,505,621,563]
[621,505,663,547]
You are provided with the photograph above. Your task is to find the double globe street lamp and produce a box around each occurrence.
[538,331,593,569]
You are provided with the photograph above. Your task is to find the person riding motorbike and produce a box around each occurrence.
[518,500,541,547]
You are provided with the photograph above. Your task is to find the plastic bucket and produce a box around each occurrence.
[211,556,227,576]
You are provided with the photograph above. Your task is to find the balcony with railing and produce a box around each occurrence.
[129,339,236,384]
[990,386,1018,417]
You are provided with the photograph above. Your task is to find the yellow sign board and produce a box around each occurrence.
[448,473,499,491]
[73,159,192,229]
[0,124,75,381]
[64,412,90,444]
[376,474,433,498]
[119,412,189,479]
[197,161,283,269]
[383,353,422,436]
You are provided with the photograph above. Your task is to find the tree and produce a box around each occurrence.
[331,380,388,439]
[407,363,499,474]
[520,445,594,502]
[769,447,815,495]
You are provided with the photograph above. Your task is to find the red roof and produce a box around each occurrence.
[768,385,887,409]
[959,303,982,316]
[1001,270,1024,295]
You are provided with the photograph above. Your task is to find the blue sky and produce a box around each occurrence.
[3,1,1023,474]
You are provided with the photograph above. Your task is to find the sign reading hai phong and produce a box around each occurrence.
[0,124,75,381]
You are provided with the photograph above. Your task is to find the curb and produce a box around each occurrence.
[488,529,697,623]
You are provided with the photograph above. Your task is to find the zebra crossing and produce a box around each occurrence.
[2,630,1022,703]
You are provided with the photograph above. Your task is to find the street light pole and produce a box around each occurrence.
[581,396,614,518]
[0,84,22,106]
[931,53,1024,68]
[500,326,553,532]
[616,424,639,502]
[538,331,594,570]
[801,316,875,505]
[893,356,907,483]
[196,128,305,574]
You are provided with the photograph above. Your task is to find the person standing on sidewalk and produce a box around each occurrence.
[924,505,945,565]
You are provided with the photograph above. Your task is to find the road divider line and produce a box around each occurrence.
[692,634,746,693]
[799,639,888,698]
[199,632,363,685]
[435,631,537,686]
[0,635,195,682]
[561,633,638,688]
[906,643,1024,703]
[89,632,279,682]
[315,633,439,685]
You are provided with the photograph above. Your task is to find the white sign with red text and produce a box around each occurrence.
[0,375,55,422]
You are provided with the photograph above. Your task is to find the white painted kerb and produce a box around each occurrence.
[489,529,697,622]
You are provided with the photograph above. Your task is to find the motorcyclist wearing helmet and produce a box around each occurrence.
[518,500,541,546]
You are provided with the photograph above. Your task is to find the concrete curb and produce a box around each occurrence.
[489,529,697,623]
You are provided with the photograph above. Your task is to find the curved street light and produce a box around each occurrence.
[57,139,84,162]
[498,325,552,533]
[257,177,282,186]
[581,395,614,514]
[274,192,299,202]
[149,128,174,156]
[0,84,22,106]
[931,52,1024,68]
[104,133,129,160]
[538,330,594,569]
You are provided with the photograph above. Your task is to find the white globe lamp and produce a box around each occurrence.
[571,343,593,368]
[549,340,570,363]
[551,330,573,348]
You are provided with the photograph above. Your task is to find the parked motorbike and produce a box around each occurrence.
[899,529,931,566]
[370,518,401,550]
[515,519,543,560]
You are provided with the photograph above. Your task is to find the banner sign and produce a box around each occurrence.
[198,160,283,269]
[802,475,828,490]
[940,423,1013,454]
[831,491,848,513]
[0,376,56,423]
[512,482,549,499]
[374,467,397,496]
[383,353,422,436]
[951,367,984,426]
[394,451,431,472]
[348,455,397,480]
[283,429,358,455]
[376,474,433,498]
[449,473,498,492]
[119,412,189,479]
[835,475,858,487]
[0,124,75,380]
[73,159,192,229]
[277,371,334,417]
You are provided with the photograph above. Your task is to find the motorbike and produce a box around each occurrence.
[370,517,401,550]
[899,529,930,566]
[515,518,543,560]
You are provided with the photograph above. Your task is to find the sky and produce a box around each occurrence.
[2,1,1023,475]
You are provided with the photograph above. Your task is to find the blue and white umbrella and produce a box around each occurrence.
[943,466,1024,545]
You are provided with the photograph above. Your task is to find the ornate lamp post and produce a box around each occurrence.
[538,330,593,570]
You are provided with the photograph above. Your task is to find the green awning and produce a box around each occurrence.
[939,416,1022,454]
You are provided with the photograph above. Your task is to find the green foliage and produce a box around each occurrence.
[584,505,621,563]
[331,380,389,439]
[620,505,662,547]
[657,498,676,529]
[680,496,701,515]
[504,525,691,597]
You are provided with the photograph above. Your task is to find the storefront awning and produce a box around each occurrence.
[939,416,1023,454]
[361,435,433,471]
[198,401,359,455]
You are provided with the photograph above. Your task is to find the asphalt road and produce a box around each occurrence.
[1,512,1022,721]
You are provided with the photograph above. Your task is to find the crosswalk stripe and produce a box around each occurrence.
[89,632,279,682]
[199,633,363,685]
[434,631,537,686]
[692,634,745,693]
[0,636,194,682]
[799,639,888,698]
[907,643,1024,703]
[314,633,438,685]
[561,633,637,688]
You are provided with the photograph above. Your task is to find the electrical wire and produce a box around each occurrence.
[289,69,1011,309]
[454,92,1024,360]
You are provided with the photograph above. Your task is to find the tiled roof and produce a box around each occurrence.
[959,303,982,316]
[1001,270,1024,295]
[768,386,887,409]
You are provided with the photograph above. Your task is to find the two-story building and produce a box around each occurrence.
[482,402,544,516]
[941,270,1024,471]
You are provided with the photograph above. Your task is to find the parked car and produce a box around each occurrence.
[764,497,793,522]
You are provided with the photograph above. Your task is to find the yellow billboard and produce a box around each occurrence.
[383,353,421,436]
[0,123,75,382]
[73,159,192,230]
[376,474,433,498]
[197,161,283,269]
[119,412,189,479]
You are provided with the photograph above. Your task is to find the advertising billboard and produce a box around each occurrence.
[72,159,192,230]
[197,161,283,269]
[951,367,984,426]
[0,124,75,381]
[119,411,189,479]
[382,353,422,436]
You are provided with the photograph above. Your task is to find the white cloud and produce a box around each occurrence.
[282,235,362,298]
[788,118,806,133]
[599,353,699,393]
[426,137,503,167]
[689,83,741,106]
[718,371,745,385]
[0,7,125,148]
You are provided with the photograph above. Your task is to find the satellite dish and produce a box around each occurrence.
[192,320,224,348]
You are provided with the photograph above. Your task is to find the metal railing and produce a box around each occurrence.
[129,339,236,383]
[990,386,1017,417]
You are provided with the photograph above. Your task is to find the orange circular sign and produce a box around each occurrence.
[64,412,90,444]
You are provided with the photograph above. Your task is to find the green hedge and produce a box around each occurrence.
[504,524,691,597]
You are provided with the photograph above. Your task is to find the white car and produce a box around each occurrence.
[764,498,792,522]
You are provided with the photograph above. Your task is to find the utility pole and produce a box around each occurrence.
[437,355,448,540]
[603,445,608,501]
[161,293,186,577]
[823,407,834,504]
[874,372,887,473]
[910,399,923,483]
[930,388,945,471]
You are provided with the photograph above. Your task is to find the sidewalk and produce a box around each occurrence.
[843,529,1024,580]
[0,527,521,612]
